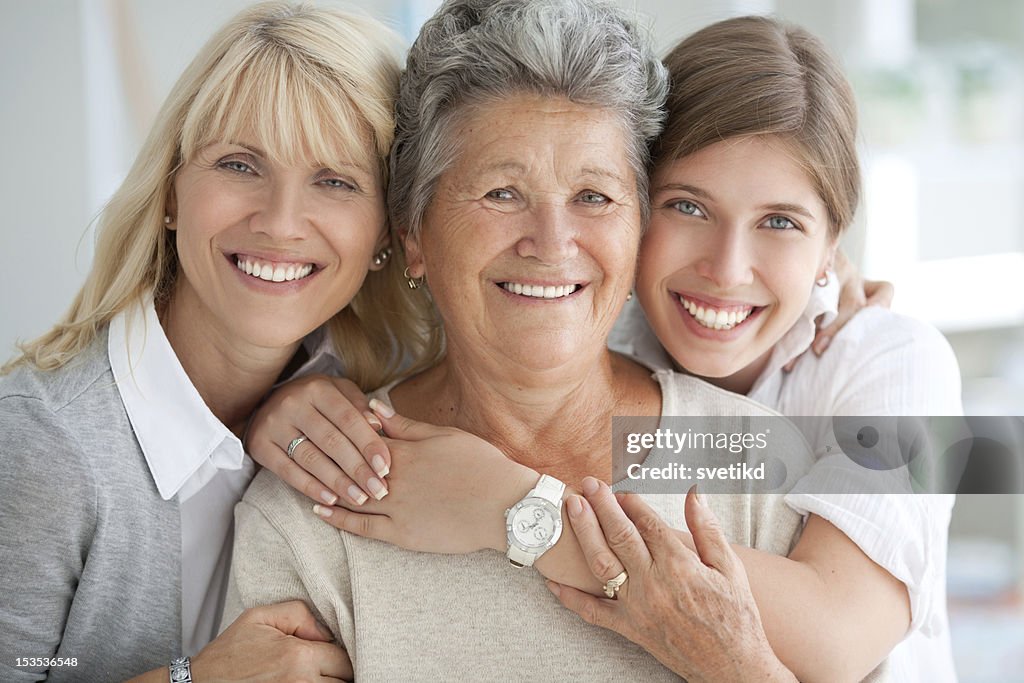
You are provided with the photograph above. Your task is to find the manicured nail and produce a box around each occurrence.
[581,476,600,496]
[367,477,388,500]
[567,495,583,517]
[347,485,368,505]
[368,398,395,419]
[363,410,383,431]
[371,454,390,478]
[312,504,333,518]
[320,490,338,505]
[546,581,561,597]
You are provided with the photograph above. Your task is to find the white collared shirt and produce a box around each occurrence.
[108,297,256,656]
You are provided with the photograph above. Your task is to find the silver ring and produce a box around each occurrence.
[286,435,308,459]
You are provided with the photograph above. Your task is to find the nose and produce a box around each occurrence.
[249,180,309,241]
[694,226,754,289]
[515,201,579,265]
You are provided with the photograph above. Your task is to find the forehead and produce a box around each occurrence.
[657,136,821,203]
[448,95,634,183]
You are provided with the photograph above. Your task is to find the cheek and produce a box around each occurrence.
[638,220,692,283]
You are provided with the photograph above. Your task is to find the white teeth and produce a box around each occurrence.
[501,282,579,299]
[235,256,315,283]
[678,295,753,331]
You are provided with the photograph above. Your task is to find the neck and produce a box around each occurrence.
[392,338,657,484]
[685,348,773,396]
[159,288,299,438]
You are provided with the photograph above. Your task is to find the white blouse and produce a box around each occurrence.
[610,278,963,682]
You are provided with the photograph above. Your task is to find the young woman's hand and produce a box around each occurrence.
[309,404,539,555]
[784,250,894,371]
[245,374,391,508]
[548,480,796,683]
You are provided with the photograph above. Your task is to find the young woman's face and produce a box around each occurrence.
[168,137,387,350]
[637,135,836,386]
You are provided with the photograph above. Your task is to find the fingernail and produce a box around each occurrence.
[320,490,338,505]
[688,484,703,507]
[368,398,395,419]
[546,581,561,597]
[567,495,583,517]
[347,485,368,505]
[581,476,599,496]
[371,454,390,478]
[367,477,388,500]
[815,336,831,354]
[363,410,383,431]
[312,504,333,519]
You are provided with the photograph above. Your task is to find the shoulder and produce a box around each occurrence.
[793,307,962,415]
[656,370,783,417]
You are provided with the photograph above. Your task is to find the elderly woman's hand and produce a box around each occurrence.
[245,374,392,508]
[547,479,796,683]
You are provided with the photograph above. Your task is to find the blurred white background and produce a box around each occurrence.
[1,0,1022,679]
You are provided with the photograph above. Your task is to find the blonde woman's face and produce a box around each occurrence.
[638,136,836,386]
[167,137,387,350]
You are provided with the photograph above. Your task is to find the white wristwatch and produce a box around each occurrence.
[504,474,566,567]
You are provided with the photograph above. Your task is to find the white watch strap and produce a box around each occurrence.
[531,474,566,505]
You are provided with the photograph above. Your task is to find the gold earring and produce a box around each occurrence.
[372,247,392,267]
[404,266,424,290]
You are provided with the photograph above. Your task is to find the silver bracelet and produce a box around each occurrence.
[169,656,193,683]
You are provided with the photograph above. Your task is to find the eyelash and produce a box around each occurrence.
[762,215,800,231]
[578,191,610,205]
[670,199,705,218]
[486,188,516,201]
[219,158,358,192]
[219,159,256,175]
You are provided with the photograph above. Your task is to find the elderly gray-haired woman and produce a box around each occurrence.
[224,0,807,679]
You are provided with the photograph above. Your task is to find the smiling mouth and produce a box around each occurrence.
[677,295,760,331]
[234,255,316,283]
[499,281,583,300]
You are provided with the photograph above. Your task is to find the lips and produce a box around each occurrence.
[676,294,759,331]
[234,255,315,283]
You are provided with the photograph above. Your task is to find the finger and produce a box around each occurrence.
[297,409,388,501]
[684,486,742,579]
[616,490,691,567]
[580,477,652,569]
[307,640,353,680]
[566,494,627,582]
[311,383,391,480]
[369,400,446,442]
[781,356,799,373]
[311,504,393,542]
[865,279,894,308]
[249,600,334,642]
[254,437,343,507]
[546,581,621,633]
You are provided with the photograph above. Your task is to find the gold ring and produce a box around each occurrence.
[603,570,628,599]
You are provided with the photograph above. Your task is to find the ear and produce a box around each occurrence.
[402,227,425,278]
[367,223,392,272]
[819,237,839,279]
[164,184,178,232]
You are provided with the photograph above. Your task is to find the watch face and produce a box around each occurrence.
[507,498,561,550]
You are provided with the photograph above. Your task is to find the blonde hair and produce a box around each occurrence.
[657,16,860,238]
[6,1,441,389]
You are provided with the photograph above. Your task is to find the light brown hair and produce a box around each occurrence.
[657,15,860,237]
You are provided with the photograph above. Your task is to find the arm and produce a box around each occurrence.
[314,409,908,682]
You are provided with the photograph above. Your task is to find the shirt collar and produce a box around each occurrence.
[749,270,840,394]
[108,296,244,501]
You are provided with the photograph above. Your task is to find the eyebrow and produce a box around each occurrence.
[654,183,816,220]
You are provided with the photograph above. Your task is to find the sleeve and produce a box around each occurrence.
[784,310,962,637]
[223,474,357,654]
[0,396,97,681]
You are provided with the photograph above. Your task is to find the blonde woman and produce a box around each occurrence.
[0,3,437,681]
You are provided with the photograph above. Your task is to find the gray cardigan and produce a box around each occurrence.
[0,328,181,682]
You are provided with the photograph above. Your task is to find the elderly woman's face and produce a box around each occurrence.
[406,95,642,370]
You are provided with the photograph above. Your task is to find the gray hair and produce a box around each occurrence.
[389,0,668,238]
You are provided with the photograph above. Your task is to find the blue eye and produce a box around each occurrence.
[319,177,357,191]
[764,215,798,230]
[578,191,609,205]
[220,159,255,174]
[671,200,704,217]
[486,188,515,201]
